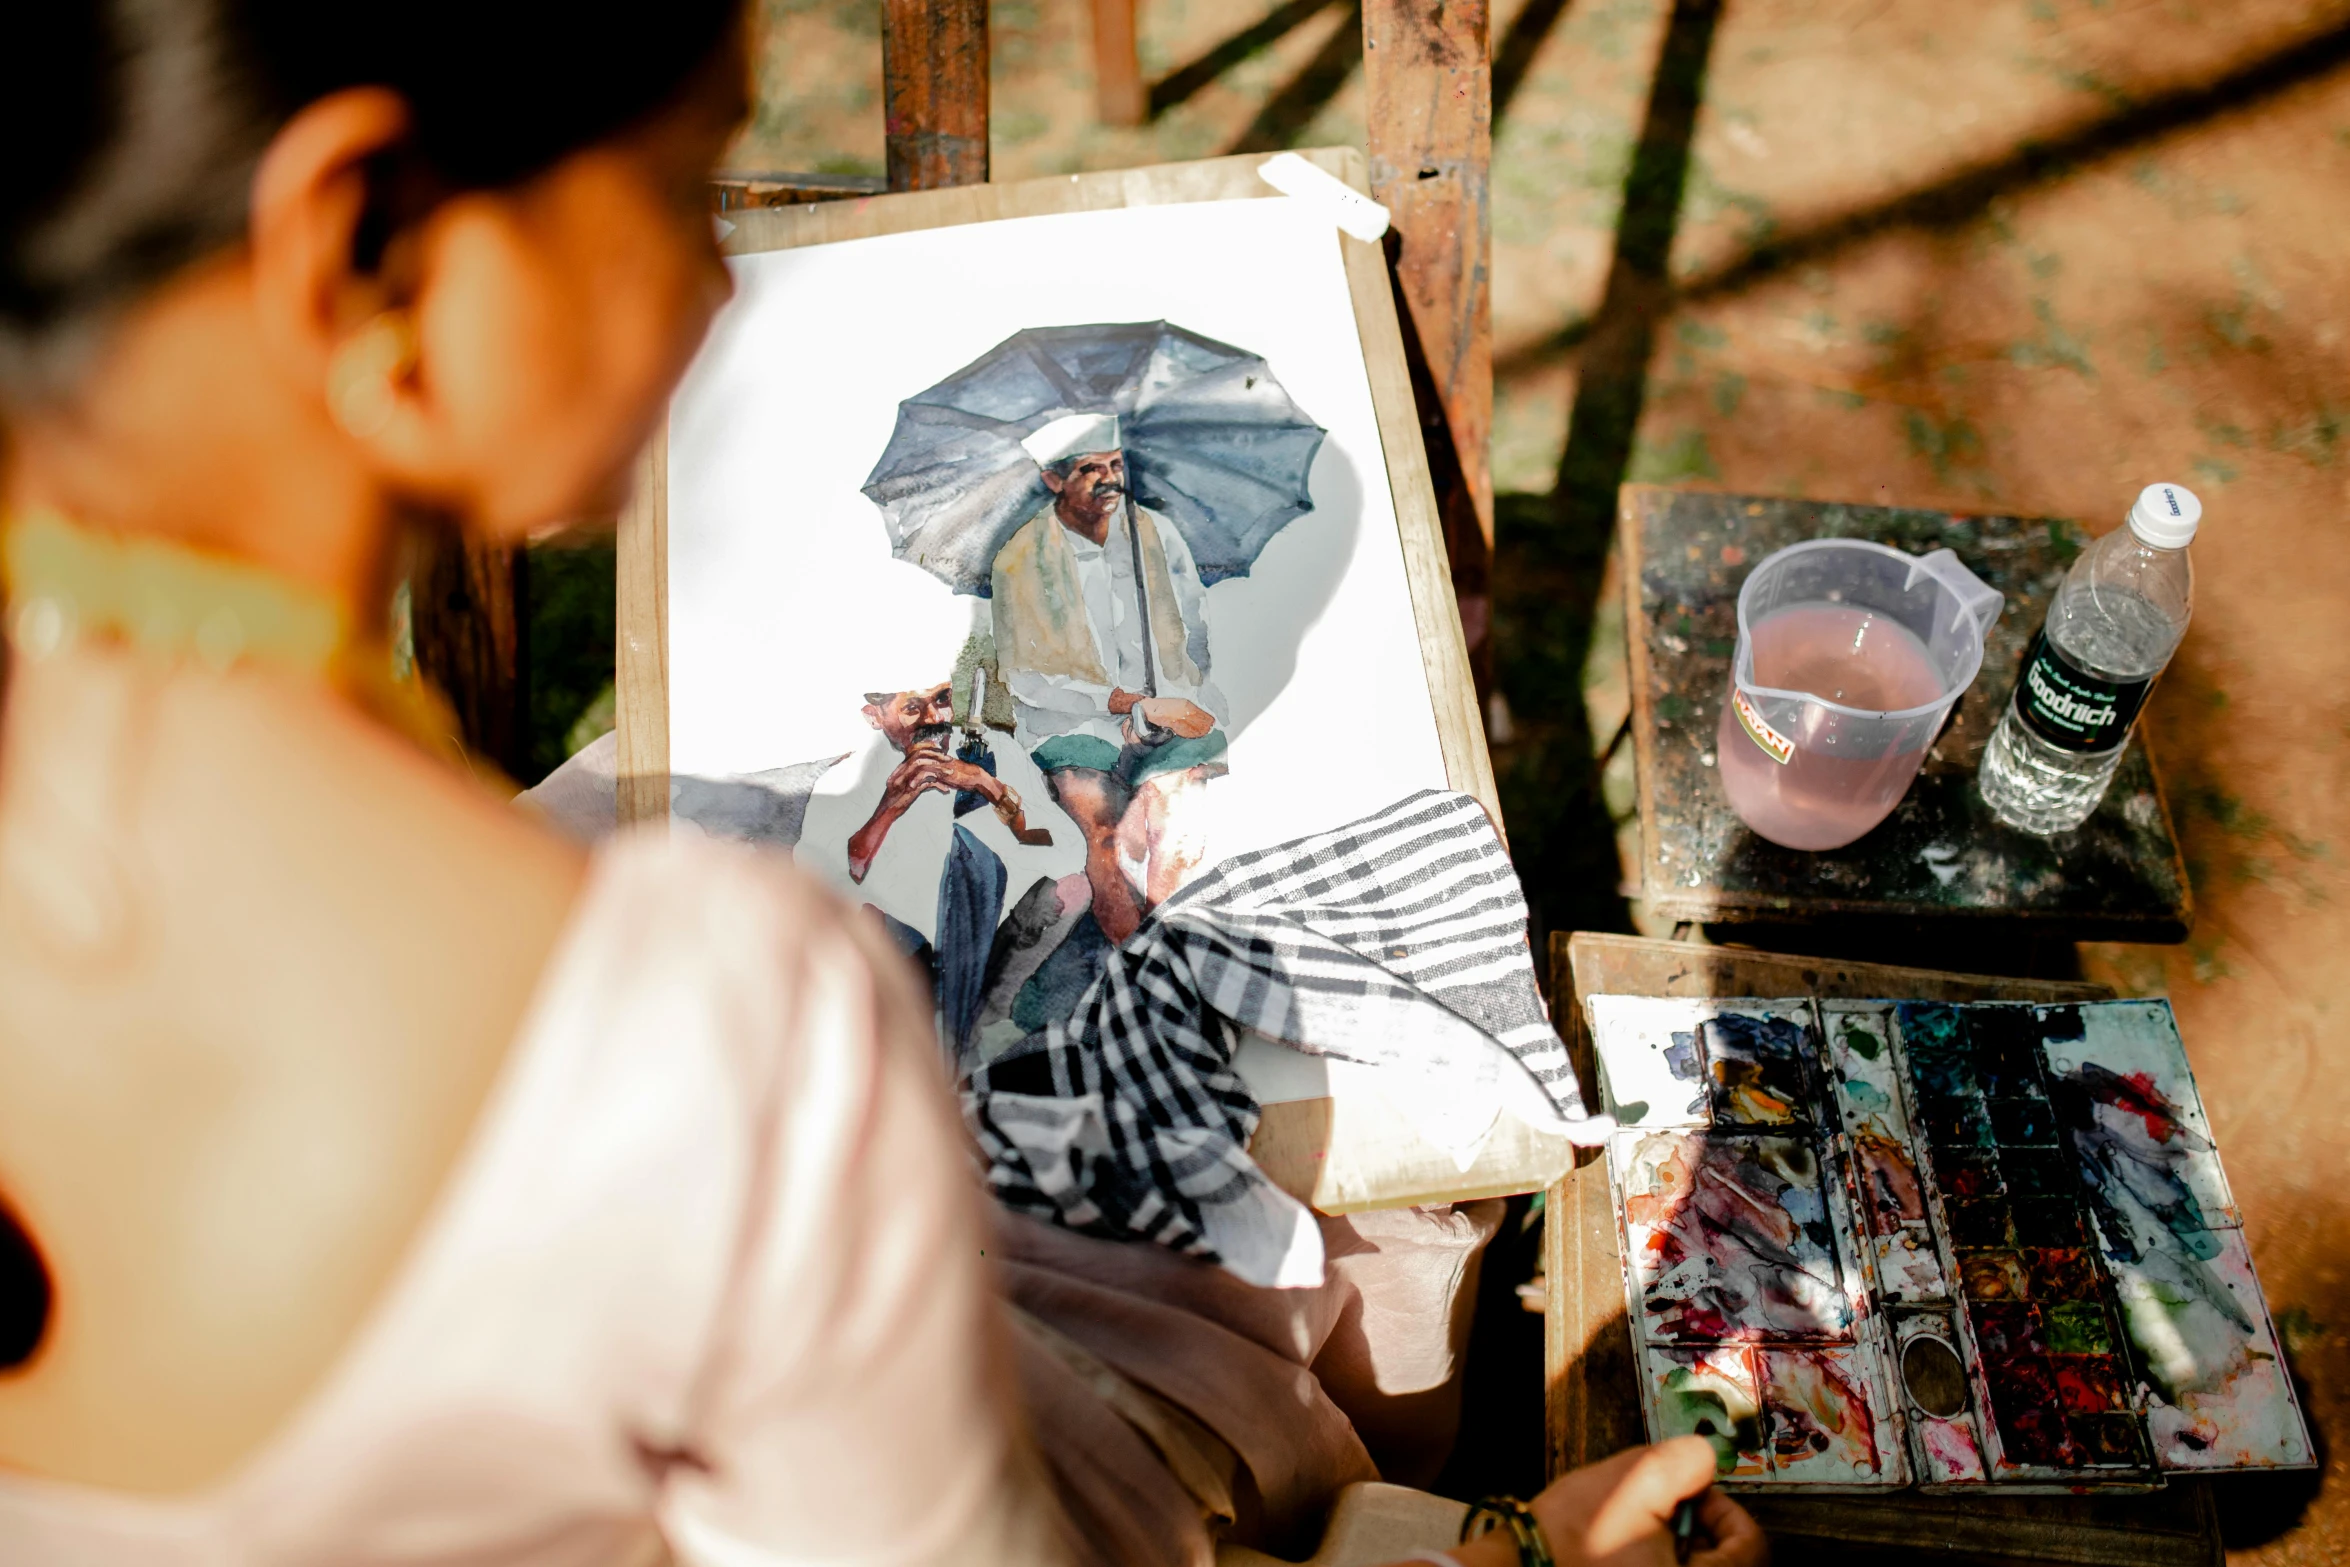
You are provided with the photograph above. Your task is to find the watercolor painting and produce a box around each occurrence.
[663,199,1458,1072]
[820,320,1325,1061]
[1592,993,2310,1492]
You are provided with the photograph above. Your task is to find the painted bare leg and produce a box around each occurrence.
[1126,766,1222,911]
[1045,768,1145,946]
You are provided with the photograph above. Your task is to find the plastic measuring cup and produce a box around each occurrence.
[1717,539,2004,851]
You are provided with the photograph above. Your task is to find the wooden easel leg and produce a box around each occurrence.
[1093,0,1148,126]
[882,0,992,190]
[1364,0,1493,676]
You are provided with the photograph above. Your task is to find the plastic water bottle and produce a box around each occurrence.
[1977,483,2199,835]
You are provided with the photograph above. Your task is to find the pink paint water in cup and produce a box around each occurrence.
[1717,539,2004,851]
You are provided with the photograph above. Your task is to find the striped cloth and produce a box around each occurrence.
[964,790,1607,1288]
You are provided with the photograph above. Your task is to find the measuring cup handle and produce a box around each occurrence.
[1913,548,2005,636]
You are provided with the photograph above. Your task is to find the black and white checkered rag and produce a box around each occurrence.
[964,789,1597,1286]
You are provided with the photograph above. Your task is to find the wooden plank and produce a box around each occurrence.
[614,431,667,829]
[1337,197,1499,826]
[720,148,1352,252]
[1554,931,2115,1010]
[1092,0,1148,126]
[881,0,990,191]
[712,170,887,211]
[1539,931,2221,1567]
[407,527,523,776]
[1364,0,1493,588]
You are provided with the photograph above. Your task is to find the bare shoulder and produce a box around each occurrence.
[0,655,586,1492]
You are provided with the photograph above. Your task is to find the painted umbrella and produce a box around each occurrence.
[859,320,1327,598]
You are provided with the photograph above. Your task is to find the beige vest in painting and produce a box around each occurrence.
[989,503,1204,693]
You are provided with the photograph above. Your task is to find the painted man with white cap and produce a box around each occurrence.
[990,412,1228,942]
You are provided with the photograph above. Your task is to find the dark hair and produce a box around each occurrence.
[0,0,741,397]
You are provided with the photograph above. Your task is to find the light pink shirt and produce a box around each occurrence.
[0,837,1067,1566]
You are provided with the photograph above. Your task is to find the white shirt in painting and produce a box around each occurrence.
[1006,518,1225,752]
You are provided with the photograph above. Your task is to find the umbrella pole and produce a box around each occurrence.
[1122,487,1158,699]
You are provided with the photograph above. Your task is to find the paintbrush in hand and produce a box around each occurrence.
[1671,1494,1702,1563]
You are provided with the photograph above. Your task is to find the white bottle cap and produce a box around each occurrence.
[2127,482,2201,548]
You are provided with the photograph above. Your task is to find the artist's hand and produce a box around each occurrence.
[1522,1439,1764,1567]
[1135,697,1213,738]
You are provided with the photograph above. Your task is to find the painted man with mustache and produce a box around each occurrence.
[990,413,1228,943]
[846,679,1050,884]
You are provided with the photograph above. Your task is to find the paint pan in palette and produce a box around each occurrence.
[1588,993,2314,1494]
[1890,1001,2158,1488]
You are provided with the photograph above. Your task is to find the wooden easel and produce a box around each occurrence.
[407,0,1497,773]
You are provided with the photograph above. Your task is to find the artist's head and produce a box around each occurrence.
[861,682,955,753]
[1041,449,1126,531]
[1,0,746,594]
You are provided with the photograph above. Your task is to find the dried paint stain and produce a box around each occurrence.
[1701,1013,1812,1125]
[1760,1350,1882,1477]
[1623,1132,1851,1342]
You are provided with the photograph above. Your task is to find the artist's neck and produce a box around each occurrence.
[1,279,394,630]
[1055,502,1114,546]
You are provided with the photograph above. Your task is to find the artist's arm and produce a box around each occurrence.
[656,874,1072,1566]
[1373,1440,1763,1567]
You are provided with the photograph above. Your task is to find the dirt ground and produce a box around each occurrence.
[733,1,2350,1556]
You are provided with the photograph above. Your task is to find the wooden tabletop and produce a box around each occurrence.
[1540,931,2220,1567]
[1620,485,2192,941]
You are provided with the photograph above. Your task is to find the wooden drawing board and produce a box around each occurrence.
[616,150,1572,1214]
[1542,932,2223,1567]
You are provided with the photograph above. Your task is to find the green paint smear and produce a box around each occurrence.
[2045,1302,2115,1355]
[1838,1019,1884,1061]
[1841,1078,1893,1113]
[1658,1368,1762,1474]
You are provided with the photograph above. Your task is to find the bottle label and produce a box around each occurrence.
[2013,631,2153,753]
[1733,688,1795,765]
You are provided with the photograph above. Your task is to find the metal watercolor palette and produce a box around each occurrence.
[1587,995,2313,1494]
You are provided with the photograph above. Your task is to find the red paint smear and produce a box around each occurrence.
[2087,1068,2188,1145]
[2053,1359,2124,1415]
[1660,1300,1734,1339]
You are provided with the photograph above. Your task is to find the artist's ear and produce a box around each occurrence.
[1040,470,1066,494]
[246,88,415,404]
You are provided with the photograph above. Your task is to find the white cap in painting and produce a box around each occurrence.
[2126,482,2202,549]
[1020,411,1121,468]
